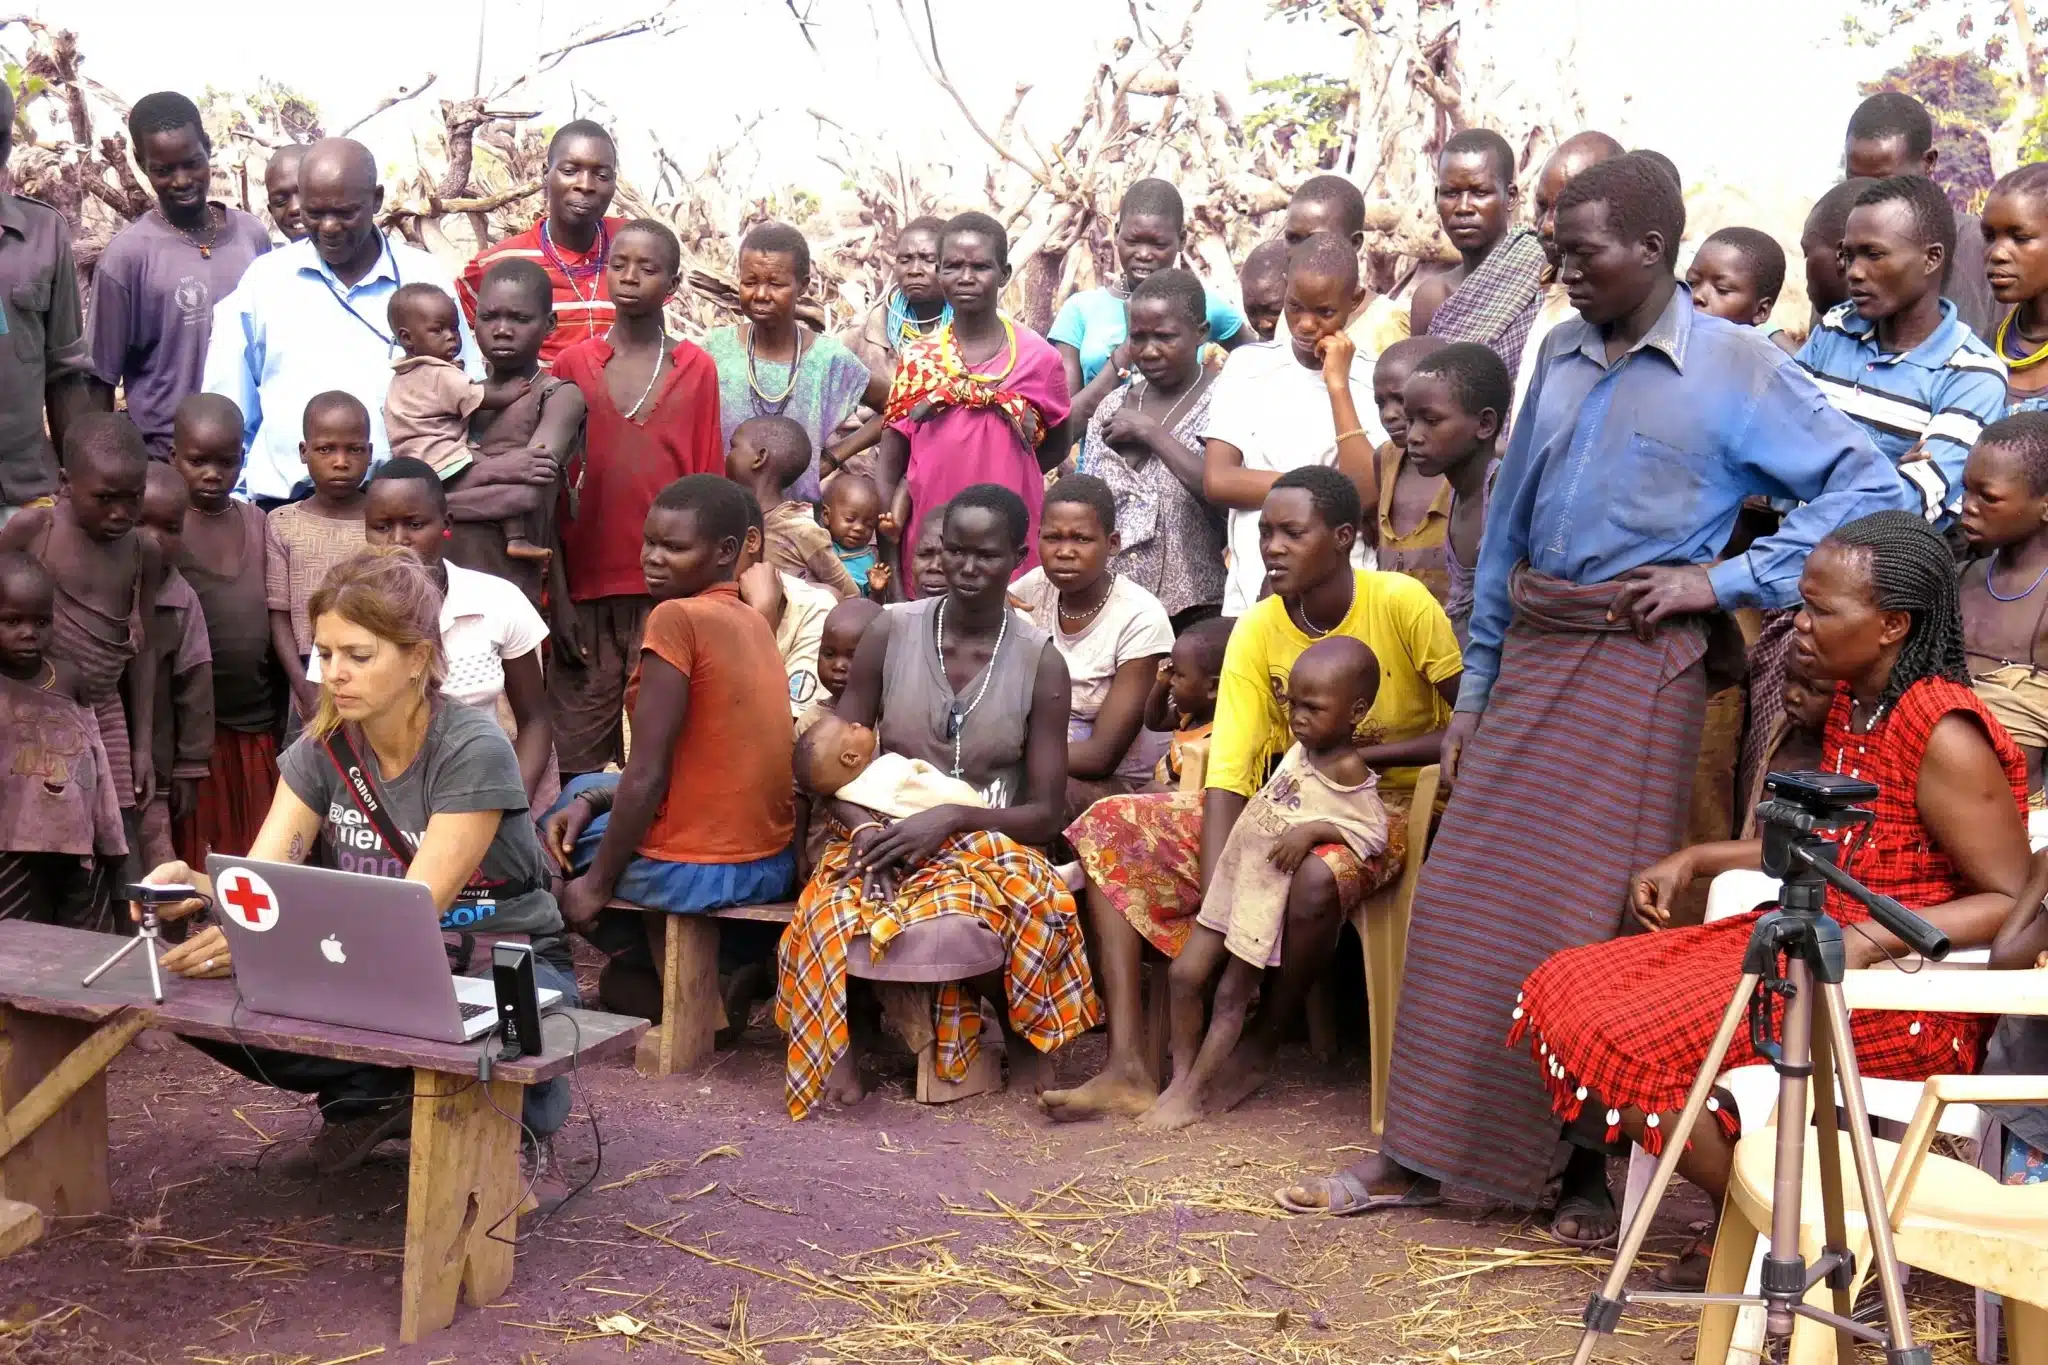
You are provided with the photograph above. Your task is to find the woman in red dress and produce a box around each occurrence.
[1514,511,2032,1283]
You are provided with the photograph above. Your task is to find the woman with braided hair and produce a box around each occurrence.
[1505,510,2031,1280]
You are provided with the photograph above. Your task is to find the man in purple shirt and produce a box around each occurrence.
[86,92,270,458]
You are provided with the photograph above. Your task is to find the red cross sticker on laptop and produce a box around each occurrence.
[218,868,280,933]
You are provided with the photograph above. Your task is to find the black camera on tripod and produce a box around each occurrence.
[1752,771,1950,961]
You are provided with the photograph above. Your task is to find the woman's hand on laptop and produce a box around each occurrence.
[130,861,213,923]
[160,925,233,980]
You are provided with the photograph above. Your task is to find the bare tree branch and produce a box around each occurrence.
[889,0,1051,190]
[339,73,438,138]
[782,0,820,52]
[492,1,685,100]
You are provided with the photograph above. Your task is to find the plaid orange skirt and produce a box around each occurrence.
[1066,789,1409,958]
[775,829,1099,1120]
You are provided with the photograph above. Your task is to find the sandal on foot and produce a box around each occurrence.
[1273,1169,1442,1216]
[1548,1191,1620,1248]
[1653,1235,1715,1290]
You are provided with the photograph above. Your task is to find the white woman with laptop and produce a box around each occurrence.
[132,548,578,1179]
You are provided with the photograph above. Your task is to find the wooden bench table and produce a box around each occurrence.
[0,921,645,1342]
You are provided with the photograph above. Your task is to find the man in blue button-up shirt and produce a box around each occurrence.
[202,138,479,504]
[1278,155,1913,1225]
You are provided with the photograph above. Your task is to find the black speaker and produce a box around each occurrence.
[492,941,543,1059]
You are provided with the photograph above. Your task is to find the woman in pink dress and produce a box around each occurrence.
[876,212,1073,590]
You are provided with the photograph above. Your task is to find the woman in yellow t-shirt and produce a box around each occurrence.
[1044,467,1462,1124]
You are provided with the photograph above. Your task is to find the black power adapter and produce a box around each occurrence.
[492,940,543,1060]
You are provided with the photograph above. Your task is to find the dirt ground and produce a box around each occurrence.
[0,955,1987,1365]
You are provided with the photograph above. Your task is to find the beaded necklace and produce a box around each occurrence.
[1996,307,2048,371]
[160,205,221,258]
[744,321,809,416]
[936,598,1010,780]
[949,316,1020,384]
[886,289,951,352]
[541,218,609,297]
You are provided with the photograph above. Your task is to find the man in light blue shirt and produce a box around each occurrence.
[1278,155,1910,1231]
[1795,175,2008,525]
[203,137,479,504]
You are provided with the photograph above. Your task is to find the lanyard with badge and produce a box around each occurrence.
[317,237,400,352]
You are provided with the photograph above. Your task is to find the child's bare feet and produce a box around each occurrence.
[1136,1079,1208,1132]
[1207,1036,1274,1114]
[505,537,553,563]
[824,1048,866,1106]
[1005,1042,1054,1099]
[1041,1060,1157,1122]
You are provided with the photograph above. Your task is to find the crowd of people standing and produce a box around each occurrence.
[6,80,2047,1252]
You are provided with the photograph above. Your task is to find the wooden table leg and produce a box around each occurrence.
[0,1007,131,1216]
[399,1069,524,1344]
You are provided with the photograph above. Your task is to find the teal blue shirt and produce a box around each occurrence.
[1048,285,1243,384]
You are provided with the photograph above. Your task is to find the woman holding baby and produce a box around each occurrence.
[773,484,1100,1119]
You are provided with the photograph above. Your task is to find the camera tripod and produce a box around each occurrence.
[82,905,165,1004]
[1572,779,1952,1365]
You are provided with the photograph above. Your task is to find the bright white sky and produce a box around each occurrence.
[47,0,1910,246]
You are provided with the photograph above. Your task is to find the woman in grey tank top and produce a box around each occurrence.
[776,486,1103,1120]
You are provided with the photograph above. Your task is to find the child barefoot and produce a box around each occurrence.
[1401,342,1510,647]
[1141,636,1389,1131]
[169,395,286,864]
[822,473,889,598]
[0,415,161,869]
[137,464,214,870]
[0,554,126,925]
[267,392,373,725]
[1139,615,1231,791]
[380,283,546,561]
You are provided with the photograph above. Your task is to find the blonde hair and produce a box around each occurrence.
[303,546,446,741]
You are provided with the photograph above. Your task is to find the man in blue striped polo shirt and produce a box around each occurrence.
[1797,175,2008,524]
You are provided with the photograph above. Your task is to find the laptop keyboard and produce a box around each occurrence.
[459,1002,495,1022]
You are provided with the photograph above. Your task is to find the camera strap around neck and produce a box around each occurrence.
[323,722,535,972]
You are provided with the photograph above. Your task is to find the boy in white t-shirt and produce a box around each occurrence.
[1201,233,1384,615]
[1008,476,1176,818]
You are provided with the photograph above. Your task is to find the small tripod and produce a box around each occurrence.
[82,904,166,1005]
[1572,773,1953,1365]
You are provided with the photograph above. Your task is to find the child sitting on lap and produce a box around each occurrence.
[798,711,988,817]
[1142,635,1388,1131]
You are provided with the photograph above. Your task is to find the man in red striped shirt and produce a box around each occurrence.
[458,120,625,369]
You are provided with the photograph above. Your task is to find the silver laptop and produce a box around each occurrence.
[206,856,561,1043]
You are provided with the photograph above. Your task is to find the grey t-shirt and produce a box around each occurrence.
[279,700,565,950]
[85,207,272,456]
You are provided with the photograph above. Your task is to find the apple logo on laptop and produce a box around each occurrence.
[320,935,347,965]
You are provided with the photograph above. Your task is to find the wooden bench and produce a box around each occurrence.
[0,921,645,1343]
[609,900,796,1077]
[613,902,1009,1104]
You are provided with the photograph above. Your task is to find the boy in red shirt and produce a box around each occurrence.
[550,218,723,781]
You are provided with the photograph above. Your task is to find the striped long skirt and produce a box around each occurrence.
[1378,567,1711,1206]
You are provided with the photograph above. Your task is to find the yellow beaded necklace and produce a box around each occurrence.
[1995,307,2048,370]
